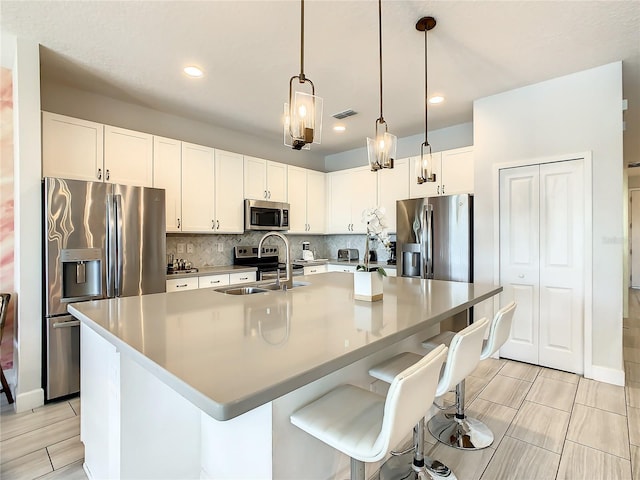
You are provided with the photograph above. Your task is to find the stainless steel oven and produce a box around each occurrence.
[233,245,302,280]
[244,199,290,231]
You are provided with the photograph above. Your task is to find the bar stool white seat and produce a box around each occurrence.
[368,317,489,477]
[425,302,517,450]
[290,344,448,480]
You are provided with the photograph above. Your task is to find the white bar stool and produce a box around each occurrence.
[290,344,448,480]
[368,317,488,477]
[425,302,517,450]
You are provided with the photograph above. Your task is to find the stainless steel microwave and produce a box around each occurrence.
[244,199,290,231]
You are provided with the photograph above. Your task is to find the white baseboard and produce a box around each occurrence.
[14,387,44,413]
[587,365,625,386]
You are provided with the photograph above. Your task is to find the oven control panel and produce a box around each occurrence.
[234,245,279,259]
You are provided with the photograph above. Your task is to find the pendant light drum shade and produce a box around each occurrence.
[285,85,323,150]
[367,122,397,170]
[283,0,322,151]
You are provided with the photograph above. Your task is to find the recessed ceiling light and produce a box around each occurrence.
[429,96,444,104]
[333,125,346,133]
[184,66,204,78]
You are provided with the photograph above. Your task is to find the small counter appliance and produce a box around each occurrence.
[337,248,359,262]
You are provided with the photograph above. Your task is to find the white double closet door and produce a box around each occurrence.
[499,159,585,374]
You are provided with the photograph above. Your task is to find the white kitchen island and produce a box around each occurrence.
[69,272,501,480]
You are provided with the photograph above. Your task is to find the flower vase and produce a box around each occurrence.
[353,270,383,302]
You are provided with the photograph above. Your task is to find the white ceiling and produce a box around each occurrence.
[2,0,639,162]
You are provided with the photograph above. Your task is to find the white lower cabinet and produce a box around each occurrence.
[327,264,358,273]
[167,271,257,292]
[303,265,328,275]
[229,272,256,284]
[166,277,199,292]
[198,274,230,289]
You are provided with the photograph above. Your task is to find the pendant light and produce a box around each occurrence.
[284,0,323,150]
[367,0,396,171]
[416,16,437,184]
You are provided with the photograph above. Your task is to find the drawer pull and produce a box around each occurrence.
[177,283,188,288]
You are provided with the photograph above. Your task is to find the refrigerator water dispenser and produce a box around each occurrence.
[61,248,102,301]
[402,243,421,278]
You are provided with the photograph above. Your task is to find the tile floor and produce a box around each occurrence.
[1,294,639,480]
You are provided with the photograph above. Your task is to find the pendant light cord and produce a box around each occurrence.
[300,0,305,79]
[378,0,384,122]
[424,24,429,147]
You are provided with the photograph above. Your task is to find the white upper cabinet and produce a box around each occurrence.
[306,170,326,234]
[42,112,153,188]
[327,166,377,234]
[440,147,474,195]
[103,125,153,187]
[287,166,326,234]
[181,142,215,233]
[153,136,182,232]
[42,112,104,181]
[214,150,244,233]
[376,158,409,233]
[409,147,474,198]
[244,156,287,202]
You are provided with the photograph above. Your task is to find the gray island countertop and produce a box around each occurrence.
[69,272,501,421]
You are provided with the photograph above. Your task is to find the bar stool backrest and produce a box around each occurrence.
[435,317,489,397]
[374,344,448,456]
[480,302,517,361]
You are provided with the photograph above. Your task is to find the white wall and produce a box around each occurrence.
[41,80,326,172]
[324,122,473,172]
[474,62,624,377]
[1,31,44,411]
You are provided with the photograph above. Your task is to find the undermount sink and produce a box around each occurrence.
[216,281,311,295]
[261,281,311,291]
[218,286,269,295]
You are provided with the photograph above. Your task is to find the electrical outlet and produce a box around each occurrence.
[177,243,185,254]
[217,243,224,253]
[187,243,194,254]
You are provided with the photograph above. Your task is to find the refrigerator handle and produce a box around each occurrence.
[115,194,124,297]
[106,193,116,297]
[423,204,434,279]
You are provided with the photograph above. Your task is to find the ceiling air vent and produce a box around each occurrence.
[332,109,358,120]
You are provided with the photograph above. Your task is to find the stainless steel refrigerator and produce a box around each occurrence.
[396,194,473,282]
[43,177,166,400]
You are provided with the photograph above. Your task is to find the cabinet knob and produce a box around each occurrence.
[177,218,181,229]
[106,169,110,181]
[437,185,440,195]
[264,190,267,199]
[442,185,445,194]
[268,191,271,199]
[212,220,215,230]
[97,168,102,180]
[217,220,220,230]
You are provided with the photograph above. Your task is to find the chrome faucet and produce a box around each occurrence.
[258,232,292,289]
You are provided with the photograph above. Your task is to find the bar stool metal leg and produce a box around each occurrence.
[427,379,494,450]
[352,458,365,480]
[379,419,455,480]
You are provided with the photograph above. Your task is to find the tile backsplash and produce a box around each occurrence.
[166,232,395,267]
